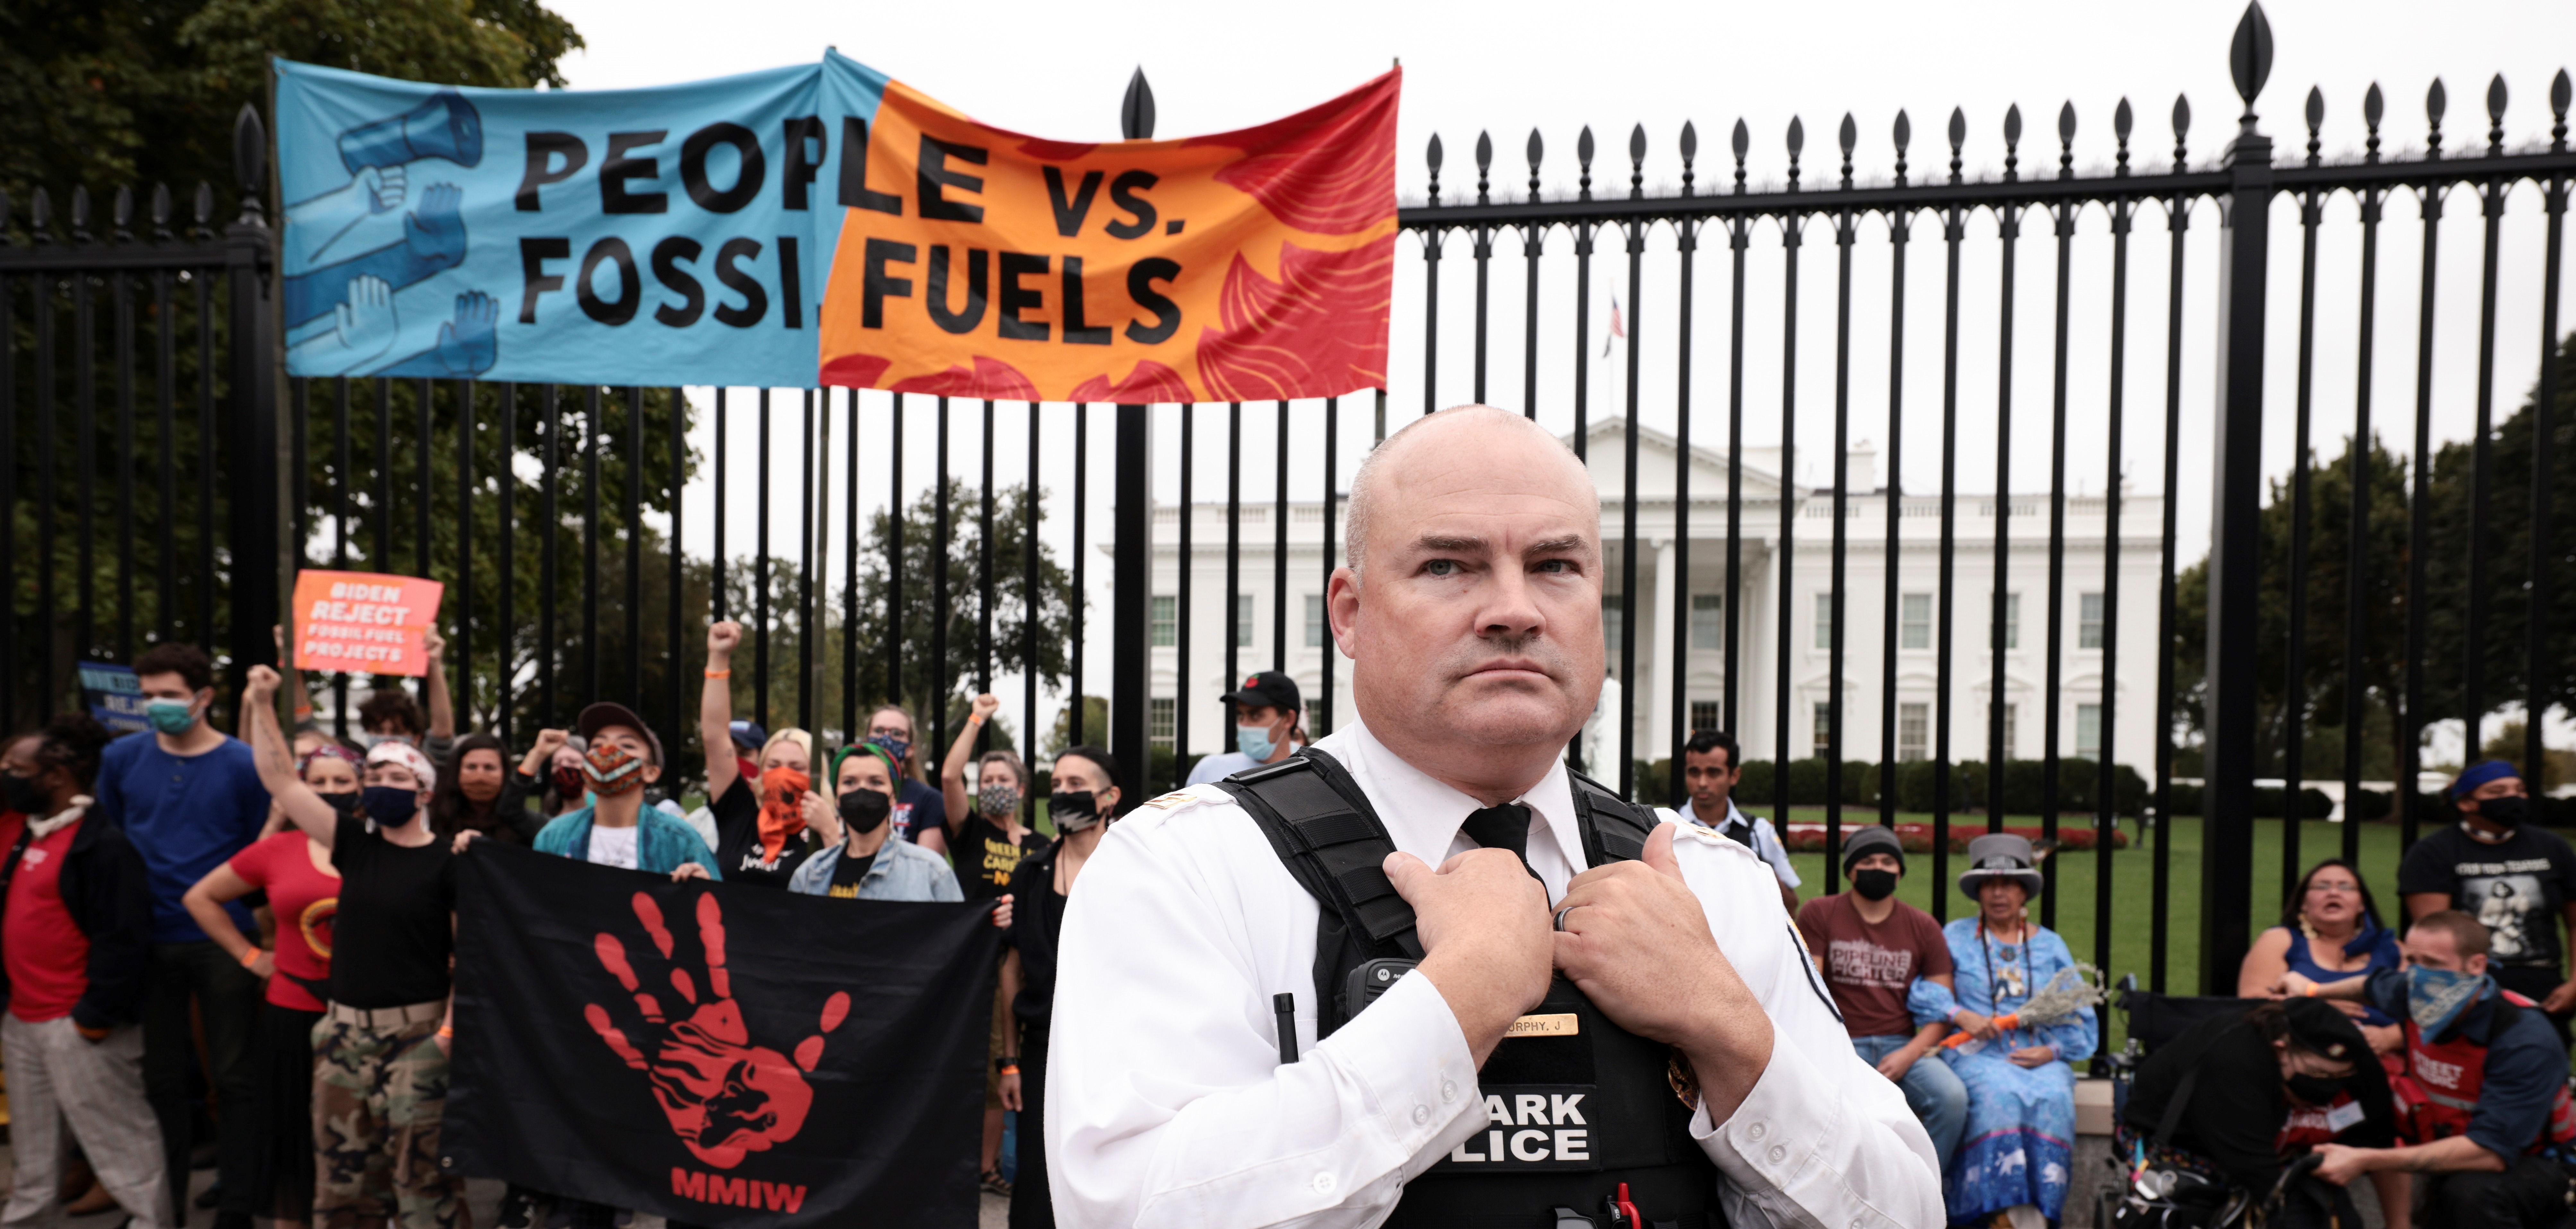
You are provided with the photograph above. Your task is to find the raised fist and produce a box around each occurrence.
[971,693,1000,720]
[707,620,743,656]
[244,665,282,704]
[584,890,850,1168]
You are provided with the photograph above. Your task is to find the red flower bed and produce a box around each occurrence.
[1777,822,2129,854]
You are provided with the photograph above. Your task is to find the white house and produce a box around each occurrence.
[1135,416,2166,778]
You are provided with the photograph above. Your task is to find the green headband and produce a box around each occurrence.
[832,742,903,786]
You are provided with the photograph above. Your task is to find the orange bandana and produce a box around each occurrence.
[757,767,811,861]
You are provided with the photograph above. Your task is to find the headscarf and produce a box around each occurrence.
[757,766,812,861]
[364,739,438,792]
[2449,759,2520,800]
[831,742,905,792]
[300,743,365,776]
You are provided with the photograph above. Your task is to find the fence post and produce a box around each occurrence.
[1109,70,1157,794]
[225,103,281,687]
[2199,4,2274,993]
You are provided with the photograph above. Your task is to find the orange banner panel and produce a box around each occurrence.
[818,71,1398,403]
[292,570,446,677]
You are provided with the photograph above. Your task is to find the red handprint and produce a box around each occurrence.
[583,891,851,1168]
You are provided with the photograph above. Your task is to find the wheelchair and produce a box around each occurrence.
[2091,978,2261,1229]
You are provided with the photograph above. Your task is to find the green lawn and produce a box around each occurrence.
[1777,814,2420,1054]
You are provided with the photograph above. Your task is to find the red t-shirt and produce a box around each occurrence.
[228,830,340,1011]
[3,814,94,1023]
[1794,892,1954,1039]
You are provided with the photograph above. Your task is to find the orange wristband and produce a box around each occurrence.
[436,1025,454,1039]
[239,946,263,969]
[705,668,731,679]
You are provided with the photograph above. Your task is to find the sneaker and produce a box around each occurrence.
[979,1169,1013,1198]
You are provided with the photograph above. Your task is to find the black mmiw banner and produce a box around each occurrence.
[446,844,1001,1227]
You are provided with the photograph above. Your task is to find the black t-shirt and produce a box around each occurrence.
[1007,841,1066,1023]
[327,815,458,1009]
[707,777,816,890]
[825,850,879,898]
[2397,823,2576,970]
[893,779,946,846]
[956,814,1043,901]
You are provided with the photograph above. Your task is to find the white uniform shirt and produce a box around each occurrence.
[1047,720,1942,1229]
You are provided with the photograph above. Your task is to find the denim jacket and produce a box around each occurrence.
[786,835,961,901]
[534,805,721,878]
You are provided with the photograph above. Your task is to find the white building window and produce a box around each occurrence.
[2076,702,2104,760]
[1898,703,1929,762]
[2079,592,2106,650]
[1149,596,1176,647]
[1813,593,1837,650]
[1813,701,1836,755]
[1991,592,2020,651]
[1305,594,1327,647]
[1149,697,1176,747]
[1690,594,1724,649]
[1990,702,2019,759]
[1234,594,1254,649]
[1900,593,1932,650]
[1602,594,1624,658]
[1690,700,1721,737]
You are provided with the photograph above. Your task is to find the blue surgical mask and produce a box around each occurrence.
[1237,723,1278,762]
[146,698,198,736]
[2406,965,2492,1036]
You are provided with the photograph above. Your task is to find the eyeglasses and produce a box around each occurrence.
[2306,880,2360,896]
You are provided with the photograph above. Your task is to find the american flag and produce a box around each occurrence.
[1602,295,1626,357]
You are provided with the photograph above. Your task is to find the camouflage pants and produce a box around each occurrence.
[312,1009,464,1229]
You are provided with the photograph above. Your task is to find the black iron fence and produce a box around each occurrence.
[2,7,2571,995]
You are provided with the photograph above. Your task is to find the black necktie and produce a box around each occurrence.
[1460,803,1533,868]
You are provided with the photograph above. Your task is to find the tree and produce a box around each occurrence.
[844,479,1078,739]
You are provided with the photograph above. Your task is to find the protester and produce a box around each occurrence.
[860,704,950,853]
[694,620,830,886]
[788,742,961,901]
[182,744,355,1229]
[0,713,166,1229]
[350,628,457,762]
[428,732,537,846]
[517,729,589,819]
[2397,760,2576,1046]
[96,641,272,1229]
[518,703,717,879]
[1668,729,1801,912]
[2117,998,2404,1229]
[1794,825,1970,1172]
[2280,911,2576,1229]
[1907,832,2095,1229]
[1180,671,1305,786]
[937,693,1048,1196]
[240,665,468,1229]
[2241,858,2405,1054]
[998,744,1119,1229]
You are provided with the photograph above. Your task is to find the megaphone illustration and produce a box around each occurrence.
[338,89,484,173]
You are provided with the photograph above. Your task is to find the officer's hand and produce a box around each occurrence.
[1383,847,1551,1066]
[1551,824,1774,1119]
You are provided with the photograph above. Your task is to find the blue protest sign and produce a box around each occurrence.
[79,661,152,734]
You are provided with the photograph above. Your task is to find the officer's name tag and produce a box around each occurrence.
[1505,1013,1580,1038]
[2324,1099,2366,1132]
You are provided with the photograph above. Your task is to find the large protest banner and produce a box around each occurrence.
[275,55,1396,399]
[290,569,444,676]
[445,845,1002,1227]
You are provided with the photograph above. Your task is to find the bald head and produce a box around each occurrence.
[1344,405,1599,579]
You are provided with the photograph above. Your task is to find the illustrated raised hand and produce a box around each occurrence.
[381,292,498,379]
[403,183,468,269]
[584,891,850,1168]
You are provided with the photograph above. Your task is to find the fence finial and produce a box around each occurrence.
[150,182,173,240]
[1121,69,1156,141]
[1839,113,1857,189]
[1527,128,1545,202]
[113,184,134,241]
[1786,115,1804,192]
[1578,125,1596,200]
[1680,121,1698,196]
[2114,98,2134,175]
[2305,87,2325,166]
[2229,2,2274,127]
[191,182,214,238]
[232,104,268,227]
[1426,133,1444,206]
[2552,69,2571,152]
[1628,123,1646,199]
[2364,83,2385,162]
[2057,102,2076,179]
[1475,130,1492,205]
[1893,109,1912,187]
[30,188,51,244]
[71,186,92,243]
[2172,94,2192,172]
[1731,118,1749,193]
[2486,74,2507,155]
[2426,78,2447,160]
[1947,107,1966,184]
[2003,104,2022,181]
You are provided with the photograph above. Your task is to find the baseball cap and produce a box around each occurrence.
[728,719,768,753]
[577,701,664,766]
[1220,670,1302,717]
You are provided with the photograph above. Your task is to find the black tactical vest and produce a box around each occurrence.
[1217,750,1725,1229]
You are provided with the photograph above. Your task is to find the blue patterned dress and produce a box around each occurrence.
[1906,918,2096,1225]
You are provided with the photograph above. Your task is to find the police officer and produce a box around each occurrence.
[1047,406,1941,1228]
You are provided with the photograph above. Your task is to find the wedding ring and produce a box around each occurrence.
[1553,904,1580,932]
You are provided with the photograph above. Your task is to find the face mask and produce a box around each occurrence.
[838,788,891,835]
[551,765,587,798]
[2474,795,2530,831]
[359,785,418,828]
[977,782,1020,817]
[1237,723,1278,762]
[320,791,364,820]
[146,698,198,736]
[584,743,647,798]
[0,771,48,816]
[869,734,910,764]
[2406,965,2491,1036]
[1851,868,1899,901]
[2284,1071,2349,1107]
[1050,789,1103,833]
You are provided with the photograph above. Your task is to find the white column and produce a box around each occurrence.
[1648,537,1678,763]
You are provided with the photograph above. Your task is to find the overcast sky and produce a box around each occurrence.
[545,0,2576,753]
